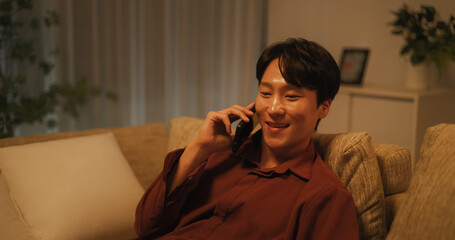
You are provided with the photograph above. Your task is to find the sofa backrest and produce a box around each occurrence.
[0,123,168,189]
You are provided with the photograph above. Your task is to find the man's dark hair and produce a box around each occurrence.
[256,38,340,106]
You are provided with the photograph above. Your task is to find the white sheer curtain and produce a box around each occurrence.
[163,0,266,122]
[23,0,267,134]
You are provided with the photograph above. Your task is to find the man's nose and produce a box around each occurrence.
[268,97,285,116]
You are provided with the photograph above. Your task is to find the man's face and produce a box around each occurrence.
[255,59,331,156]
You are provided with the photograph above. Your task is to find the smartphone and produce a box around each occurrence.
[232,106,255,153]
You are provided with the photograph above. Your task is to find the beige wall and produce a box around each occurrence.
[267,0,455,89]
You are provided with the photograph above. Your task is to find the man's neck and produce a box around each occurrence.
[259,139,311,169]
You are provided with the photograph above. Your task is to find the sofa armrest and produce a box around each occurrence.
[373,142,412,196]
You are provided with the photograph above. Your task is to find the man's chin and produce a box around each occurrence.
[262,137,289,152]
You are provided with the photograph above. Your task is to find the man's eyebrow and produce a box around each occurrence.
[259,81,302,91]
[258,82,273,88]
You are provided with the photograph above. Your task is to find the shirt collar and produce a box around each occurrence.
[235,130,315,181]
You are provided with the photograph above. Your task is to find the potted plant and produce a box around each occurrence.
[389,4,455,90]
[0,0,115,138]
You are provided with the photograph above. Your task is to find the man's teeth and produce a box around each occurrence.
[268,123,289,128]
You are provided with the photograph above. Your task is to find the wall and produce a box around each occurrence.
[267,0,455,89]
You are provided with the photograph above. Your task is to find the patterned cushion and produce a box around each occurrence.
[387,123,455,240]
[314,132,386,240]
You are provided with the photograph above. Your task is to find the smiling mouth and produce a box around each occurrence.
[266,122,290,128]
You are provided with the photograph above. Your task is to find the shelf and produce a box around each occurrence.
[339,85,455,101]
[320,84,455,167]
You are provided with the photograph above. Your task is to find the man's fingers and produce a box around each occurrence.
[223,105,255,122]
[206,103,256,135]
[246,101,255,111]
[228,109,250,122]
[219,113,232,135]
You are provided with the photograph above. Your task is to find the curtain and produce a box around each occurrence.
[17,0,267,135]
[163,0,266,122]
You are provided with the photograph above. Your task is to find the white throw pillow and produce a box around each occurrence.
[0,133,144,240]
[0,174,35,240]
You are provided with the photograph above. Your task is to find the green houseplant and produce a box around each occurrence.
[389,4,455,79]
[0,0,115,138]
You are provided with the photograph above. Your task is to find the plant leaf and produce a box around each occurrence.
[401,44,412,55]
[39,61,54,75]
[422,5,436,22]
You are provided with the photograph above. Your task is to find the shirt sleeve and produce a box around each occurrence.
[134,148,208,239]
[297,186,359,240]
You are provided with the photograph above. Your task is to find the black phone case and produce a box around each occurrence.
[232,107,255,153]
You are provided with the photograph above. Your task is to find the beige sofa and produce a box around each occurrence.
[0,117,454,240]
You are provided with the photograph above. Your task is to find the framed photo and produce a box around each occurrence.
[339,48,369,85]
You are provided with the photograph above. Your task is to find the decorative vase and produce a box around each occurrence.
[406,62,430,90]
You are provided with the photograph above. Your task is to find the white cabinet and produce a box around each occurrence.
[318,85,455,168]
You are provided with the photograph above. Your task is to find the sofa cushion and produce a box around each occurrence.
[313,132,386,240]
[168,116,205,152]
[0,174,35,240]
[0,133,144,240]
[373,143,412,195]
[387,123,455,240]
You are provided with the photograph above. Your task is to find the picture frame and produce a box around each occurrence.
[339,48,370,85]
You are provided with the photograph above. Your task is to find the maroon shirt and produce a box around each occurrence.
[135,132,359,239]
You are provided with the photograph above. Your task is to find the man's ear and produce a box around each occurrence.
[318,99,332,119]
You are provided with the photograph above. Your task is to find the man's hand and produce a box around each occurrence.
[168,103,255,193]
[191,102,256,159]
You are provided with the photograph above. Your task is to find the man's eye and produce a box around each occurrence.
[260,92,271,97]
[286,95,300,99]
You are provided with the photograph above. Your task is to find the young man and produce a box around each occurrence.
[135,38,359,239]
